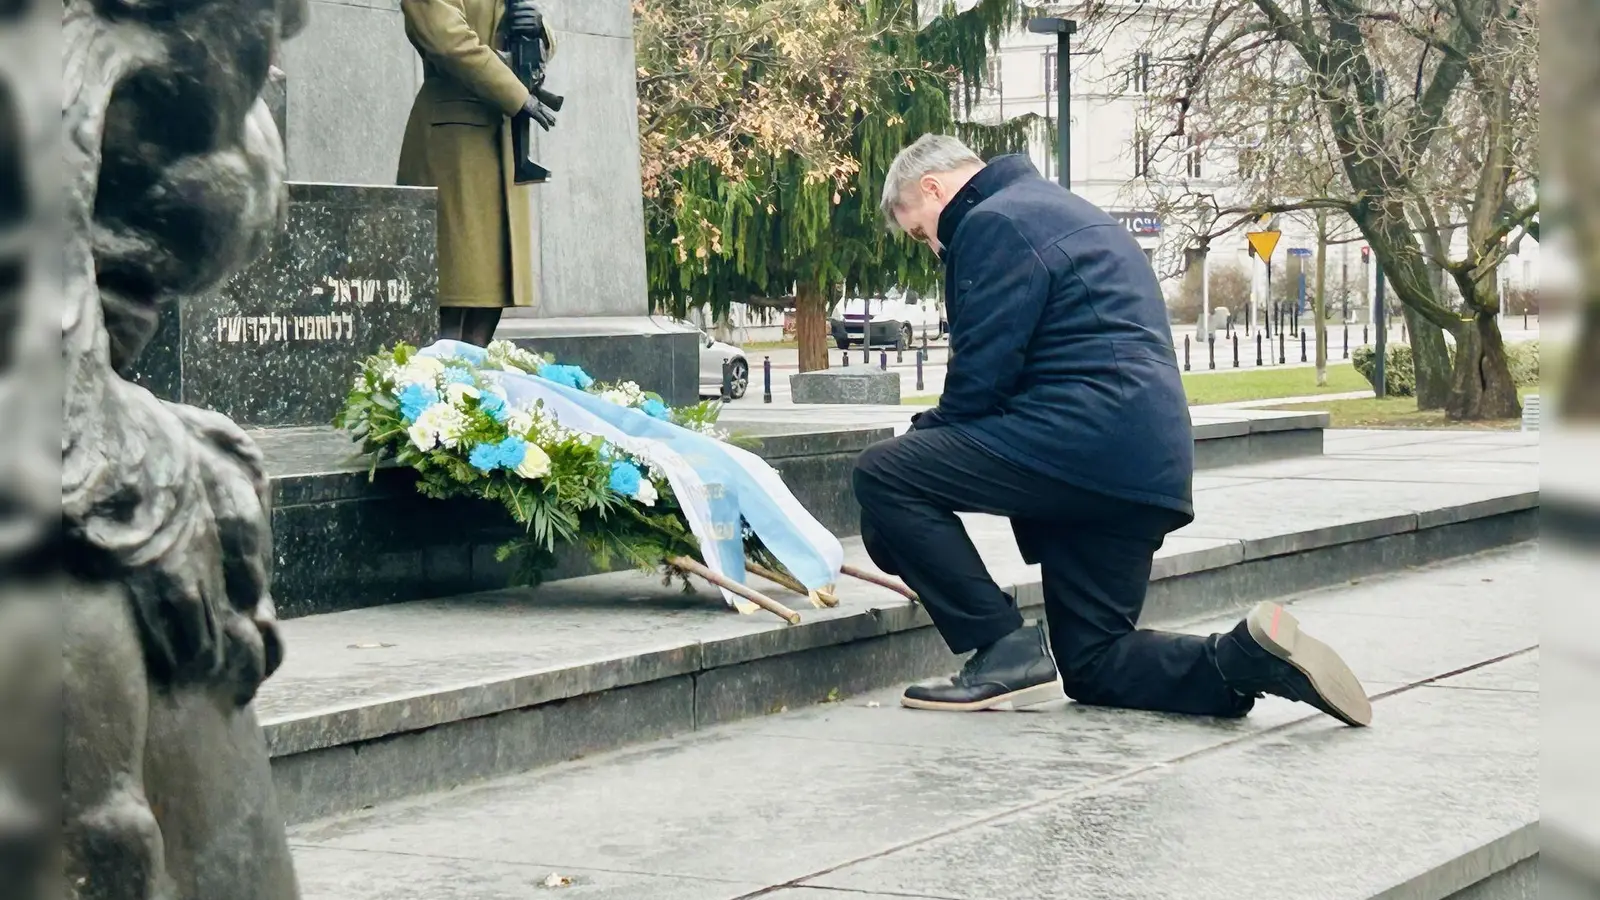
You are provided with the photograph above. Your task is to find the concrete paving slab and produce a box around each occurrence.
[290,846,763,900]
[806,682,1535,900]
[1432,650,1539,692]
[287,549,1538,900]
[292,728,1130,887]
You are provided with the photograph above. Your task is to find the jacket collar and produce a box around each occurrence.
[935,154,1042,252]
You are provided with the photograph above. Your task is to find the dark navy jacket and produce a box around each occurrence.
[913,155,1195,519]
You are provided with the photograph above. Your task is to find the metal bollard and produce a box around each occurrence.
[1363,325,1369,346]
[1256,332,1264,366]
[880,350,888,370]
[915,348,925,391]
[1343,325,1349,359]
[1183,336,1191,372]
[720,358,733,402]
[1208,334,1216,370]
[1300,329,1307,363]
[1523,312,1528,330]
[762,355,772,404]
[1233,333,1240,368]
[1278,331,1286,365]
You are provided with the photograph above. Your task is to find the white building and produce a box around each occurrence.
[958,3,1539,328]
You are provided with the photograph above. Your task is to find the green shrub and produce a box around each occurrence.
[1351,344,1417,396]
[1505,340,1539,386]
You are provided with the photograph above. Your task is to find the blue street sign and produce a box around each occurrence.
[1287,247,1313,257]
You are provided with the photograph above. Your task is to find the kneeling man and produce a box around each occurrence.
[854,134,1370,725]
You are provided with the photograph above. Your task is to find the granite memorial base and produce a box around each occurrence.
[494,314,701,408]
[257,423,891,619]
[128,182,440,429]
[791,366,901,405]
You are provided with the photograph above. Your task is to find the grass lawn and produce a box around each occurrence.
[1181,364,1369,405]
[744,339,797,351]
[1260,387,1538,430]
[904,362,1370,407]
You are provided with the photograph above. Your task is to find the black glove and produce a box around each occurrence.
[508,0,544,37]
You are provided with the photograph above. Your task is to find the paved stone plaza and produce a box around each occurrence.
[257,428,1538,899]
[285,546,1536,900]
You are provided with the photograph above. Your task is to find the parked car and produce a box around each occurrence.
[687,325,748,400]
[829,295,945,350]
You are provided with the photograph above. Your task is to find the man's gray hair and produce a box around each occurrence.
[879,133,983,231]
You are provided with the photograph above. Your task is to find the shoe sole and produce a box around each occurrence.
[900,681,1064,712]
[1246,601,1373,727]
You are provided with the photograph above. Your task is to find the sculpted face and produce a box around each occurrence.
[89,0,307,369]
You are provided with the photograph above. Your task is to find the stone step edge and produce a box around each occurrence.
[1371,822,1537,900]
[260,490,1537,760]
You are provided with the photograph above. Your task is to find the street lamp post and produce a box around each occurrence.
[1372,69,1388,398]
[1028,16,1077,191]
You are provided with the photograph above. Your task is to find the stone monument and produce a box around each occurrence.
[791,365,902,405]
[274,0,700,404]
[60,0,307,896]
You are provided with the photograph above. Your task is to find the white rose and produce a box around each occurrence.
[635,478,659,507]
[446,382,481,406]
[515,443,552,479]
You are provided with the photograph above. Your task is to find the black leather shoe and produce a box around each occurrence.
[902,622,1061,711]
[1215,602,1372,726]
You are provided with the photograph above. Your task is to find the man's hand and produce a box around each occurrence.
[507,0,544,37]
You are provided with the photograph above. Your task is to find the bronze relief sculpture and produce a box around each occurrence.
[57,0,309,895]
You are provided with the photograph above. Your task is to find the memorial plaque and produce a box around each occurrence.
[128,182,439,428]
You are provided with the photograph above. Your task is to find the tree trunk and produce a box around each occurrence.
[1314,212,1328,386]
[1407,306,1453,409]
[795,281,830,373]
[1445,309,1521,420]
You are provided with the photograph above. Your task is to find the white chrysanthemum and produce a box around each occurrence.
[599,389,631,407]
[635,478,659,507]
[515,443,552,479]
[505,408,536,438]
[407,422,438,451]
[395,356,445,387]
[446,382,481,407]
[414,404,469,449]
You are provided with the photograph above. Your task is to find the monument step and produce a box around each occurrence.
[257,429,1537,824]
[285,544,1538,900]
[252,409,1327,619]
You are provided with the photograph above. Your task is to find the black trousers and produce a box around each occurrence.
[439,307,503,347]
[852,426,1251,718]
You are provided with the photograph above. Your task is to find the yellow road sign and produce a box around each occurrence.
[1247,230,1281,263]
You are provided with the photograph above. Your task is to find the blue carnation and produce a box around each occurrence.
[479,390,509,422]
[398,383,440,422]
[467,436,528,473]
[494,435,527,469]
[541,364,595,391]
[639,398,670,420]
[468,443,501,473]
[443,366,476,386]
[608,460,642,497]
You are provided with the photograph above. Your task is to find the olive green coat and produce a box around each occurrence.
[397,0,536,309]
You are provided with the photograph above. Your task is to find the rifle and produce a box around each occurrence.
[507,10,563,184]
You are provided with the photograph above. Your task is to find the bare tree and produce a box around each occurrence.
[1069,0,1537,418]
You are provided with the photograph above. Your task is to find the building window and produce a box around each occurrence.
[1130,52,1151,94]
[1186,135,1203,178]
[1134,131,1151,177]
[984,57,1002,95]
[1043,50,1057,94]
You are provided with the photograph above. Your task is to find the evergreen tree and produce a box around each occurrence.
[641,0,1042,371]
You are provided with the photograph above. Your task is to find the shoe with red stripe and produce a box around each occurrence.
[1215,601,1372,727]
